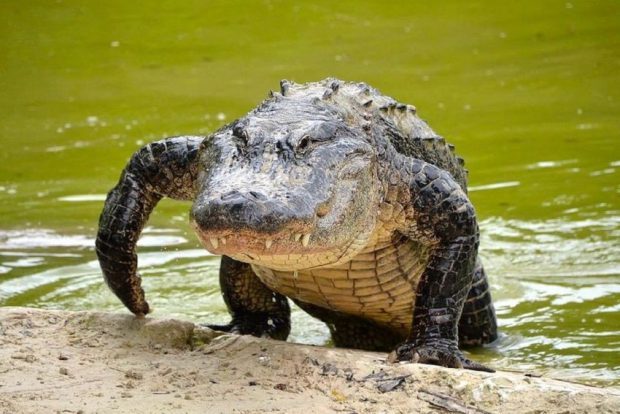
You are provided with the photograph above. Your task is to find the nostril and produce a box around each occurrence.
[220,191,243,202]
[221,190,268,202]
[246,191,269,202]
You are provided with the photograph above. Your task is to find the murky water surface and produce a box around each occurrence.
[1,1,618,385]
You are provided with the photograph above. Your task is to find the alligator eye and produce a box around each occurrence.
[296,135,312,153]
[232,125,248,144]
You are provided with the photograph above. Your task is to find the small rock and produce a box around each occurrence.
[320,363,338,376]
[274,383,287,391]
[343,368,354,381]
[58,353,69,361]
[331,388,347,402]
[377,378,406,393]
[125,370,143,380]
[59,367,69,376]
[304,357,320,366]
[249,381,258,386]
[11,353,36,363]
[491,376,515,388]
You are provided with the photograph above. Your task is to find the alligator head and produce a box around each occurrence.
[190,80,380,271]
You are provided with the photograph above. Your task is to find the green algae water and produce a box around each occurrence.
[1,1,618,385]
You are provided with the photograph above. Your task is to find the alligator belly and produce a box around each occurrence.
[251,237,430,334]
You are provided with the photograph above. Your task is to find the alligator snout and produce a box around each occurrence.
[190,189,314,238]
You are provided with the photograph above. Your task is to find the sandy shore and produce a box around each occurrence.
[0,307,617,414]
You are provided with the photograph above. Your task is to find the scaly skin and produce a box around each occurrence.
[207,256,291,340]
[96,137,202,315]
[96,79,498,372]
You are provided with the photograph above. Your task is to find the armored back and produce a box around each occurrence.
[276,78,469,191]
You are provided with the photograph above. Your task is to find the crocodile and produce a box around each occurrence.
[96,78,498,371]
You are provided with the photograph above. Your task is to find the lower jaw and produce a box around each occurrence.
[228,250,343,271]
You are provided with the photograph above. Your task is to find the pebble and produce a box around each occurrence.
[125,370,143,380]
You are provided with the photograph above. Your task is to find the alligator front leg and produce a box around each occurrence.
[207,256,291,340]
[95,136,204,316]
[390,159,494,372]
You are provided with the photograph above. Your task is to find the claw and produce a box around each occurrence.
[204,323,234,333]
[390,341,495,373]
[202,316,290,341]
[461,358,495,373]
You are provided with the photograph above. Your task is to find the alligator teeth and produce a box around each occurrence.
[220,237,227,245]
[301,234,311,247]
[265,239,273,250]
[293,233,302,242]
[210,238,219,249]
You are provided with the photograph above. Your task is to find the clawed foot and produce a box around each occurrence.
[202,314,289,341]
[389,339,494,373]
[203,321,277,338]
[204,322,240,334]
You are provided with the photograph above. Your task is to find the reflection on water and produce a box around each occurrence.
[1,213,618,385]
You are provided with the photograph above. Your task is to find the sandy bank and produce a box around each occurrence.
[0,307,617,413]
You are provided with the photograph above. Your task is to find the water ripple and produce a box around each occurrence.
[0,215,618,385]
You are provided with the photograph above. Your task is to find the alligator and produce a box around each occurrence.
[96,78,498,371]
